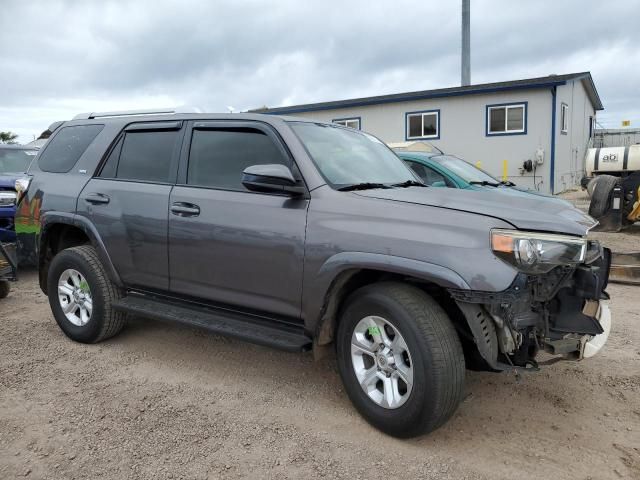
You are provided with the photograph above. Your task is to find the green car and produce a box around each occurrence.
[390,142,549,198]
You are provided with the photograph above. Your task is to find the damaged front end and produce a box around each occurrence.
[450,231,611,372]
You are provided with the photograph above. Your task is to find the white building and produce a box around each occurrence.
[253,72,603,193]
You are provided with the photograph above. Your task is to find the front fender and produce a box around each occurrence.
[303,251,470,337]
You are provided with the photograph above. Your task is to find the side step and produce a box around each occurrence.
[113,295,312,352]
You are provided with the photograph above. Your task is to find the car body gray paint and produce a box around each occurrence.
[353,187,596,236]
[18,113,598,338]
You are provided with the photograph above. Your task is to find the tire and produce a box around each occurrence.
[589,174,620,218]
[47,245,125,343]
[586,177,598,197]
[336,282,465,438]
[0,281,10,299]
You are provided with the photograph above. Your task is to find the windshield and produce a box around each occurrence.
[290,122,417,188]
[432,155,498,183]
[0,148,37,174]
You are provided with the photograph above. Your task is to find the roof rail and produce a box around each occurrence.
[72,106,203,120]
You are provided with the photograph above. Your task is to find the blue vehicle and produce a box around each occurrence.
[390,142,550,198]
[0,145,38,243]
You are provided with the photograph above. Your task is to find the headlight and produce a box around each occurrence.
[14,177,31,203]
[491,229,587,274]
[0,191,17,206]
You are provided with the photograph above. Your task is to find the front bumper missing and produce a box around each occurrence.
[450,249,612,370]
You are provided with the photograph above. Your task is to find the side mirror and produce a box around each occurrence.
[241,164,306,196]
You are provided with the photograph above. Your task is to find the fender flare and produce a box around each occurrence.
[305,252,470,343]
[39,212,123,289]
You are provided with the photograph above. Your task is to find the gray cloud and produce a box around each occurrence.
[2,0,639,141]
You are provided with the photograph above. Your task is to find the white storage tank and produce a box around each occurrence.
[585,145,640,176]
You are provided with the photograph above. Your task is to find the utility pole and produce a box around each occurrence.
[461,0,471,86]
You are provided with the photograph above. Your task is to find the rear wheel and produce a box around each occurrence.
[589,174,621,218]
[336,282,465,437]
[47,245,125,343]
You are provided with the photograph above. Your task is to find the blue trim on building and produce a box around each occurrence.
[331,116,361,130]
[550,86,557,194]
[484,101,528,137]
[261,81,568,115]
[405,109,441,141]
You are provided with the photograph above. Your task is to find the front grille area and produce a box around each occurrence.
[0,217,14,229]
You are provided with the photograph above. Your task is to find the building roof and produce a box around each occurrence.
[251,72,603,114]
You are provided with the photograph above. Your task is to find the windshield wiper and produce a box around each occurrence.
[499,180,515,186]
[390,180,426,188]
[469,180,500,187]
[337,182,392,192]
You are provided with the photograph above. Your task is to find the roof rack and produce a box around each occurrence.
[72,106,203,120]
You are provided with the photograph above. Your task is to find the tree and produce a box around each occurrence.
[0,131,19,144]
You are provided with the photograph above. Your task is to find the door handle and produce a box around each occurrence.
[171,202,200,216]
[85,193,110,204]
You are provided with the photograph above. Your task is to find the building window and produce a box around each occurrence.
[486,102,527,136]
[405,110,440,140]
[561,103,569,134]
[332,117,361,130]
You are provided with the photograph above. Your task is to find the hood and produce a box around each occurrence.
[354,186,596,236]
[0,174,22,189]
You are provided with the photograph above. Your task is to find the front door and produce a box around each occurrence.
[168,121,308,320]
[77,121,183,291]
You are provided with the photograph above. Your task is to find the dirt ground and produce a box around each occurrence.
[0,270,639,480]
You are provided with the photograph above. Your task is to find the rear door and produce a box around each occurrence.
[168,120,308,320]
[77,121,184,291]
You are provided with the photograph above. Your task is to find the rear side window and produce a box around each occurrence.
[100,130,180,183]
[187,128,288,191]
[38,124,104,173]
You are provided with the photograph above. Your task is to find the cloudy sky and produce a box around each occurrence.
[2,0,638,142]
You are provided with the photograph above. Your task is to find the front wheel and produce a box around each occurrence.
[336,282,465,437]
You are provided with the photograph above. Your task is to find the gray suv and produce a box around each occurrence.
[17,111,612,437]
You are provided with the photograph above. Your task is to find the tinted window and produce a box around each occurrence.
[116,130,179,183]
[98,137,123,179]
[188,128,288,190]
[38,124,104,173]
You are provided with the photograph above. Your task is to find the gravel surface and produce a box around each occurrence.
[1,270,639,480]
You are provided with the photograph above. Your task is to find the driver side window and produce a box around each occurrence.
[187,128,290,191]
[406,161,449,187]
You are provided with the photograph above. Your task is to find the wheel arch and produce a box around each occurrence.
[308,252,471,352]
[39,213,122,294]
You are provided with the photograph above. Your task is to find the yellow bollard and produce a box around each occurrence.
[502,160,508,182]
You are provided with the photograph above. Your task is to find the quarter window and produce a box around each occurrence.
[38,124,104,173]
[406,111,439,140]
[487,103,526,135]
[187,128,289,191]
[561,103,569,133]
[332,118,361,130]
